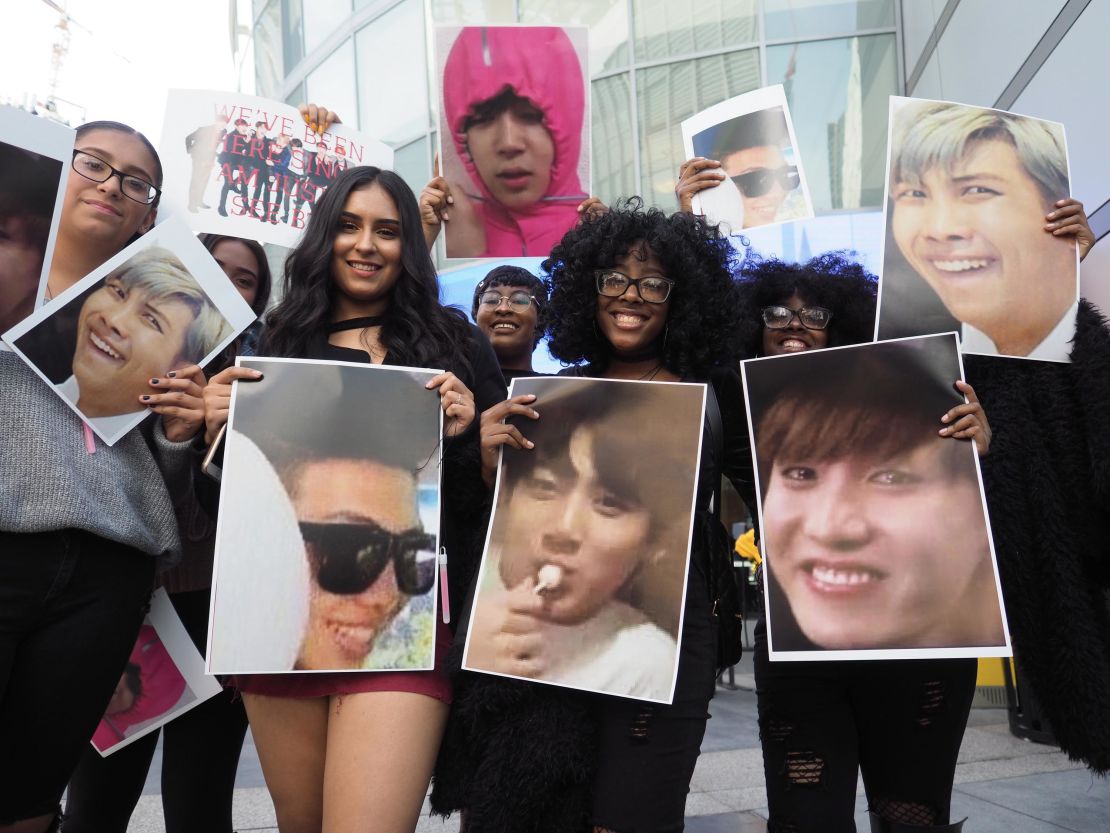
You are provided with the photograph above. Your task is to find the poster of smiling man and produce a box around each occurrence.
[2,217,255,445]
[0,107,72,333]
[681,85,814,235]
[435,25,591,260]
[742,333,1011,662]
[92,589,222,757]
[876,97,1078,362]
[463,376,705,703]
[208,358,443,675]
[159,90,393,248]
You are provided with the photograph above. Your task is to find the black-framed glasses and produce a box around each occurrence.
[299,521,437,596]
[762,305,832,330]
[71,150,161,205]
[731,165,800,198]
[595,270,675,304]
[478,290,536,310]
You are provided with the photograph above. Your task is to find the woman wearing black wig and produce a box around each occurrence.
[202,165,504,833]
[432,200,755,832]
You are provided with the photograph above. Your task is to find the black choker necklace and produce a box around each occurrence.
[327,316,385,333]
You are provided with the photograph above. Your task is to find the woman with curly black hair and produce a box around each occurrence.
[431,201,756,832]
[734,252,877,357]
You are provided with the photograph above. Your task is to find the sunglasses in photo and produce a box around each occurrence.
[299,521,437,596]
[731,165,800,199]
[761,305,832,330]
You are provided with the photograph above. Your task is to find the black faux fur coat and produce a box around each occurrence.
[964,299,1110,773]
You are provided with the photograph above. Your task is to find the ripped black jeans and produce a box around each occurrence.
[754,619,975,833]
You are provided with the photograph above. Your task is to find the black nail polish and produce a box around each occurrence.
[167,371,177,378]
[150,378,159,384]
[141,395,151,401]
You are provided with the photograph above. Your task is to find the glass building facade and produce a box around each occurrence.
[241,0,901,219]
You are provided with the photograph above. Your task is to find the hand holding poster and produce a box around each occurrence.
[876,97,1079,362]
[741,334,1010,661]
[435,25,590,259]
[159,90,393,248]
[92,589,222,756]
[681,85,814,234]
[0,107,72,334]
[463,377,705,703]
[2,217,256,445]
[207,358,443,675]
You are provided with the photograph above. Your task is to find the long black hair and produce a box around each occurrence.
[260,166,473,372]
[543,199,744,377]
[198,233,272,317]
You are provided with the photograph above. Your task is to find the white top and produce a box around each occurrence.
[57,375,144,436]
[542,599,678,702]
[961,300,1079,363]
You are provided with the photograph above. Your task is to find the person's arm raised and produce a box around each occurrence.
[675,157,726,214]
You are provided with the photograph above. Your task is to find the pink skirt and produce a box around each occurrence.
[233,617,454,703]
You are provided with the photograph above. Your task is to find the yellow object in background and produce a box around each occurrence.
[735,528,761,566]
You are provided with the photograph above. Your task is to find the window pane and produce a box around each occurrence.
[304,0,351,54]
[592,73,636,204]
[632,0,757,62]
[767,34,896,211]
[637,49,761,207]
[763,0,894,40]
[305,38,358,131]
[519,0,630,71]
[429,0,515,24]
[393,135,431,197]
[253,0,284,98]
[281,0,304,73]
[285,82,305,108]
[356,0,428,144]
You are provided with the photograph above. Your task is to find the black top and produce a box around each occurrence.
[502,367,550,386]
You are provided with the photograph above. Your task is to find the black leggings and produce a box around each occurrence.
[63,588,249,833]
[590,560,718,832]
[0,530,154,824]
[753,619,976,833]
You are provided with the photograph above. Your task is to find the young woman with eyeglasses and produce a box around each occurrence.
[432,201,755,832]
[0,120,208,833]
[734,253,999,833]
[200,164,503,833]
[470,265,548,382]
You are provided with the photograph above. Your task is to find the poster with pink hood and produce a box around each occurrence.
[91,589,222,756]
[436,25,590,260]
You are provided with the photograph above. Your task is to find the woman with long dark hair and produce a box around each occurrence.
[0,120,206,833]
[433,201,754,832]
[202,164,503,833]
[62,233,272,833]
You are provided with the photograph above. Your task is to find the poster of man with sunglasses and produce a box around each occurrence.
[681,84,814,234]
[207,358,443,674]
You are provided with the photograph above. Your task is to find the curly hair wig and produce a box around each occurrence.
[735,252,878,356]
[542,200,744,377]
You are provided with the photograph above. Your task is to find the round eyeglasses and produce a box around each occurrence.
[595,270,675,304]
[477,290,536,310]
[761,305,832,330]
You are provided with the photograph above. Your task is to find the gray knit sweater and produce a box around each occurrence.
[0,350,194,564]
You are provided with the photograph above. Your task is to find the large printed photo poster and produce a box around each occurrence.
[463,377,705,703]
[92,589,222,756]
[435,25,590,260]
[2,218,256,445]
[742,334,1011,661]
[876,97,1078,363]
[159,90,393,247]
[208,358,443,675]
[681,85,814,234]
[0,106,72,334]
